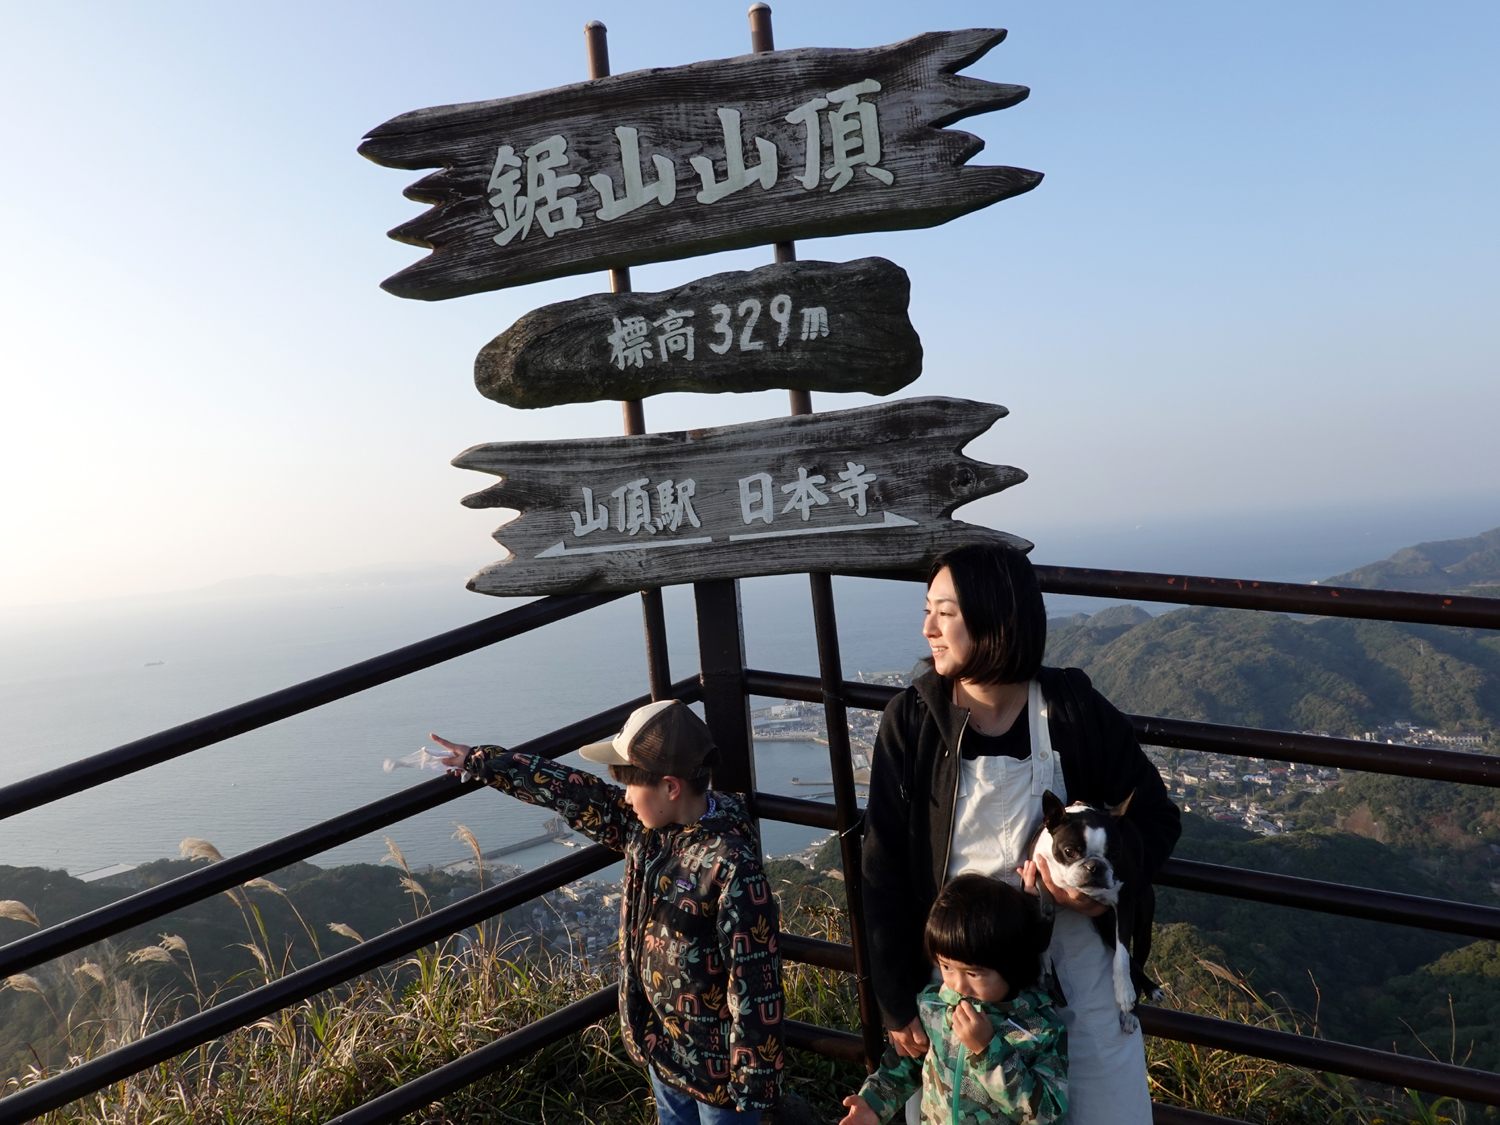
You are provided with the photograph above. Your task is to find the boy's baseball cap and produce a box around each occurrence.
[579,699,716,777]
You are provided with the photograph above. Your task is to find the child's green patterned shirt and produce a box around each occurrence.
[858,984,1067,1125]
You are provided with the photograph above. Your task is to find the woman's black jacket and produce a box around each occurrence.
[860,665,1182,1030]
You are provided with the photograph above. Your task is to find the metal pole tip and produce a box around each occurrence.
[584,19,606,31]
[749,2,770,12]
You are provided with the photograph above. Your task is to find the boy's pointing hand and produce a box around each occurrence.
[429,733,472,774]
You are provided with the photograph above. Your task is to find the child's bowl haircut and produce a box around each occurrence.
[924,873,1045,992]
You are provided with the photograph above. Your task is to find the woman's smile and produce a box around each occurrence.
[923,566,974,678]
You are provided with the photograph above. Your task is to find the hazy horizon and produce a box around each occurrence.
[3,2,1497,609]
[6,490,1497,616]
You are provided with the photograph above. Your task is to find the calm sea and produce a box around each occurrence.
[3,495,1495,877]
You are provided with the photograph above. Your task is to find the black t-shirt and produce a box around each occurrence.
[960,709,1030,761]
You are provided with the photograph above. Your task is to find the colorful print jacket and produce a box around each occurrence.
[857,985,1067,1125]
[467,748,784,1112]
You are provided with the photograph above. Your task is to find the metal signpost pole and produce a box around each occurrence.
[751,0,883,1072]
[585,20,672,703]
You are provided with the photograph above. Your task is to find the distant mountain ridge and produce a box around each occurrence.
[1324,525,1500,596]
[1043,526,1500,738]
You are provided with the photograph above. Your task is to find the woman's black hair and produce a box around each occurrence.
[928,543,1046,685]
[924,873,1045,993]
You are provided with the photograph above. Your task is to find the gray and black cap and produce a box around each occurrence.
[579,699,716,778]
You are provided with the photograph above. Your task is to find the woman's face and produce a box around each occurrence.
[923,567,974,678]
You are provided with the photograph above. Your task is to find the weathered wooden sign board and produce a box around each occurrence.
[453,396,1027,596]
[475,257,920,408]
[360,29,1040,300]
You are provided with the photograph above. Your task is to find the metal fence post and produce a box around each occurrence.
[808,574,885,1070]
[750,4,880,1067]
[693,579,758,804]
[585,19,672,703]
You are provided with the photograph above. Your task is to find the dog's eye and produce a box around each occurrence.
[1063,847,1079,859]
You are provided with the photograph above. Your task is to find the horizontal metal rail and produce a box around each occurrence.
[745,670,1500,788]
[1136,715,1500,788]
[340,1008,1243,1125]
[0,677,702,980]
[859,564,1500,630]
[755,791,839,830]
[322,987,617,1125]
[756,790,1500,948]
[1151,1107,1246,1125]
[784,929,1500,1107]
[1157,858,1500,940]
[325,928,868,1124]
[779,931,857,973]
[0,845,618,1124]
[785,1019,865,1064]
[745,668,893,710]
[0,591,625,824]
[1034,566,1500,630]
[1136,1004,1500,1104]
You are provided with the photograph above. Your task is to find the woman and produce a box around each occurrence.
[861,544,1181,1124]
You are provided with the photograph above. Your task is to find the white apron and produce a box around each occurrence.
[908,680,1151,1125]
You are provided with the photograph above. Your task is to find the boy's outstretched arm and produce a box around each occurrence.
[718,864,784,1111]
[970,1015,1069,1125]
[850,1047,922,1125]
[430,734,637,850]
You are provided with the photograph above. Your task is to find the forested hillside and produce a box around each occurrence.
[1326,525,1500,597]
[1044,526,1500,1076]
[1045,606,1500,739]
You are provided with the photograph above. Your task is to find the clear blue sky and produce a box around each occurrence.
[2,1,1497,607]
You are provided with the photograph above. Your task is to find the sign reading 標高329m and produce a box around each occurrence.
[360,29,1040,301]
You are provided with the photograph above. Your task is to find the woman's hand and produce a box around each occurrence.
[952,999,994,1053]
[429,734,472,775]
[1017,854,1108,917]
[839,1095,879,1125]
[888,1016,930,1058]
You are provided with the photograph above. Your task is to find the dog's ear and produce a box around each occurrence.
[1042,790,1066,828]
[1109,789,1135,818]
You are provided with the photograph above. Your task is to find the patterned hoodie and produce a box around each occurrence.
[856,984,1067,1125]
[465,748,784,1112]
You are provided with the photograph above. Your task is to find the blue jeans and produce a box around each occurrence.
[649,1067,762,1125]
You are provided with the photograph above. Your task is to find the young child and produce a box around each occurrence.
[840,874,1067,1125]
[431,699,783,1123]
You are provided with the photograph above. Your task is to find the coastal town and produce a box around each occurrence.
[1149,720,1488,837]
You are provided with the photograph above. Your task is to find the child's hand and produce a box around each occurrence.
[429,734,472,774]
[839,1094,878,1125]
[953,999,994,1053]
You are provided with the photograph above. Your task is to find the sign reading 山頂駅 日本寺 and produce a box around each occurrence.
[453,397,1028,597]
[359,29,1040,301]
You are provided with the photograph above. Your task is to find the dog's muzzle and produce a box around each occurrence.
[1078,858,1113,887]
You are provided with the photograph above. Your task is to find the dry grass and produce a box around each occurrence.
[1,853,1460,1125]
[5,923,652,1123]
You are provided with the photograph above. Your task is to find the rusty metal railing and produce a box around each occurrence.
[2,567,1497,1125]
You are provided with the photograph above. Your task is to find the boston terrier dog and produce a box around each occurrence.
[1028,789,1158,1032]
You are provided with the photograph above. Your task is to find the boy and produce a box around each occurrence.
[431,699,783,1123]
[839,874,1067,1125]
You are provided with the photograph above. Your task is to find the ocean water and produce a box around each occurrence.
[0,574,932,876]
[3,493,1495,877]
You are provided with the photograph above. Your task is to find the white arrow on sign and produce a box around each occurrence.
[535,535,714,559]
[728,511,918,542]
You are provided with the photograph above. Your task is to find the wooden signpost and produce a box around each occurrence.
[360,29,1040,300]
[365,11,1042,1079]
[474,256,921,408]
[452,396,1027,596]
